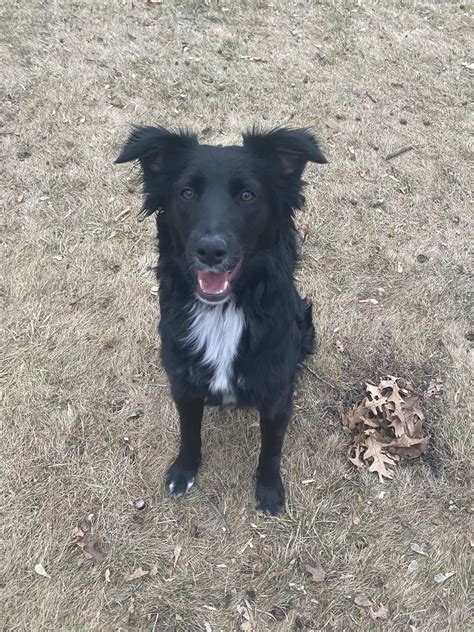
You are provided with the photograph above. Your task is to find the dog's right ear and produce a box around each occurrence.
[115,125,198,175]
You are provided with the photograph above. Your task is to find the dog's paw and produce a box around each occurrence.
[256,477,285,516]
[165,459,197,498]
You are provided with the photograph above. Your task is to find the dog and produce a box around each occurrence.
[115,125,327,514]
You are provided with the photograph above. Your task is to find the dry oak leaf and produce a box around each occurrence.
[365,383,388,413]
[388,410,406,438]
[305,562,326,582]
[125,567,149,581]
[386,382,404,412]
[73,529,105,563]
[364,436,398,481]
[342,401,370,431]
[348,444,365,469]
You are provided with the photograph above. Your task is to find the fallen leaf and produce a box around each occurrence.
[342,400,370,431]
[173,544,182,568]
[434,571,456,583]
[71,526,85,539]
[370,604,389,620]
[410,543,428,556]
[348,444,365,469]
[34,563,51,579]
[335,339,344,353]
[407,559,418,572]
[110,98,124,108]
[305,562,326,582]
[125,567,149,581]
[149,561,160,577]
[17,194,24,203]
[366,382,388,413]
[104,568,111,582]
[354,593,372,607]
[297,223,310,243]
[238,601,255,631]
[73,530,105,563]
[359,298,379,305]
[386,382,404,411]
[364,436,397,482]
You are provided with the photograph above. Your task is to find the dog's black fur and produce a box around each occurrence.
[116,125,326,514]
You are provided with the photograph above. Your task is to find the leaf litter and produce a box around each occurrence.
[343,376,429,481]
[34,563,51,579]
[71,525,105,564]
[434,571,456,583]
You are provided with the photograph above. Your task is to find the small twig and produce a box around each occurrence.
[117,578,145,605]
[384,145,414,161]
[195,483,231,535]
[301,363,337,390]
[365,90,378,103]
[152,613,159,632]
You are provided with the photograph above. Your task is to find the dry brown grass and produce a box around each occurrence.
[1,1,472,630]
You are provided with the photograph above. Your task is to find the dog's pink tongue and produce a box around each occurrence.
[197,271,229,295]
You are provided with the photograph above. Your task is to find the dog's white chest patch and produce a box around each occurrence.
[185,301,245,394]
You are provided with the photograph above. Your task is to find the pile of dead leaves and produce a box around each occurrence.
[343,376,429,481]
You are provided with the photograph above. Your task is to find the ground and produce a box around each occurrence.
[1,1,472,630]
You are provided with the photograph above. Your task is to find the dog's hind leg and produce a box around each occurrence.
[256,390,293,515]
[166,398,204,498]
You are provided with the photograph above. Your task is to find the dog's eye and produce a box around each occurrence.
[181,188,195,200]
[240,190,256,203]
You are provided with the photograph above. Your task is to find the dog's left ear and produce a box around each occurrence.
[243,127,327,177]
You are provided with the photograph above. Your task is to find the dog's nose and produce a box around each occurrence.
[196,235,228,266]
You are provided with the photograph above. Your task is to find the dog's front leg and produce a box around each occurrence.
[166,398,204,498]
[256,394,292,515]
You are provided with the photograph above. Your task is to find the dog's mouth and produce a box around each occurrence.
[196,267,239,303]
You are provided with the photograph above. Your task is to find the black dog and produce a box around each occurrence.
[115,125,326,514]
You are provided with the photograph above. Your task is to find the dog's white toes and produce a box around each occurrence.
[186,477,195,492]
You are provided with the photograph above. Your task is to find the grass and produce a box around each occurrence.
[1,1,472,630]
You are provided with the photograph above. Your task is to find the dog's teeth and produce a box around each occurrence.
[198,279,204,290]
[223,281,229,291]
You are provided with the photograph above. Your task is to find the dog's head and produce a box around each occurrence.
[115,126,326,304]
